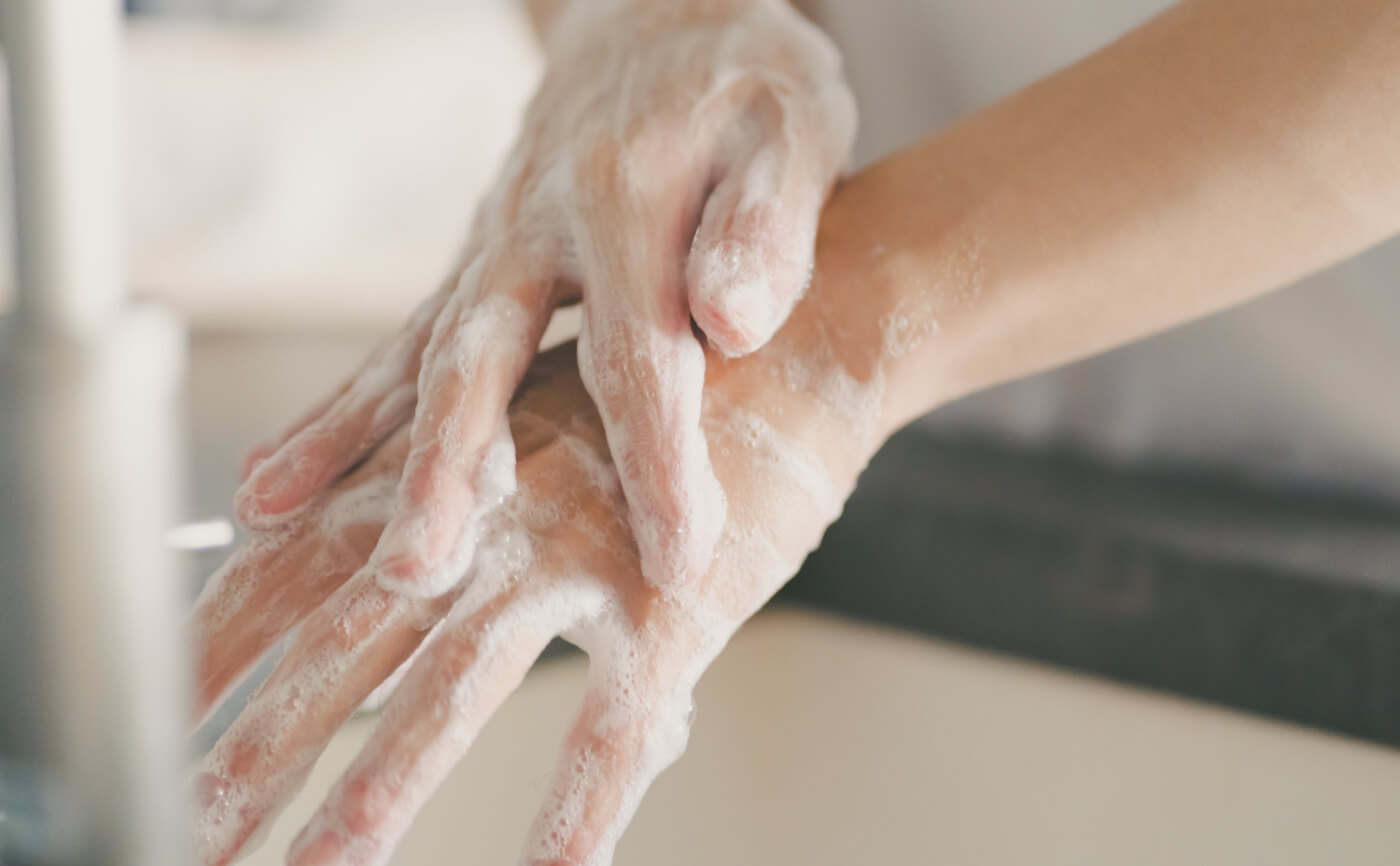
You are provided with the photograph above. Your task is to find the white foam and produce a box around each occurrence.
[196,0,871,857]
[577,307,727,587]
[346,289,448,404]
[195,570,448,864]
[190,525,295,643]
[319,475,397,537]
[880,307,941,359]
[374,419,518,599]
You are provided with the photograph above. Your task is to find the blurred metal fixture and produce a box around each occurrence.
[1,2,189,864]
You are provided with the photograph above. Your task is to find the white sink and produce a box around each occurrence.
[240,609,1400,865]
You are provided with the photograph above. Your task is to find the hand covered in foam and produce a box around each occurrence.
[233,0,857,592]
[192,313,887,865]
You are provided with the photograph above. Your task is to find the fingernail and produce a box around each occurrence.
[232,482,268,528]
[234,458,316,529]
[239,446,272,481]
[692,247,780,357]
[372,508,473,599]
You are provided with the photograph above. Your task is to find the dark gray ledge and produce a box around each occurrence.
[780,429,1400,748]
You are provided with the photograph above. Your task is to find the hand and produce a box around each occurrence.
[233,0,857,594]
[192,317,885,865]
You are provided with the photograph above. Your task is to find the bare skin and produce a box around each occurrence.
[838,0,1400,430]
[193,325,874,864]
[234,0,857,594]
[195,0,1400,862]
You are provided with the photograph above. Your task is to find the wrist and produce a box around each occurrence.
[798,148,989,444]
[703,155,983,487]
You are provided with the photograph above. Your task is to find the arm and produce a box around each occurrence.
[192,1,1400,862]
[803,0,1400,438]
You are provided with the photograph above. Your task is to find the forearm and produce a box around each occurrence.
[523,0,808,42]
[810,0,1400,440]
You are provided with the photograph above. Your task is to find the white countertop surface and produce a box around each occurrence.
[240,608,1400,866]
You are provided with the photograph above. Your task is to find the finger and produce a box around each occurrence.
[192,570,455,866]
[189,523,350,730]
[687,96,846,358]
[577,310,724,590]
[371,254,555,598]
[191,433,410,728]
[239,382,348,481]
[284,584,565,866]
[520,661,696,866]
[234,287,450,528]
[573,148,726,587]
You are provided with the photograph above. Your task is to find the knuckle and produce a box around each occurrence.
[633,690,696,767]
[572,125,669,199]
[573,136,627,196]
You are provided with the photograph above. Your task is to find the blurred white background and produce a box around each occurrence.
[1,0,541,330]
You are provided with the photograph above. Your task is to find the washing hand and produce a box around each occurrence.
[233,0,856,593]
[193,308,887,865]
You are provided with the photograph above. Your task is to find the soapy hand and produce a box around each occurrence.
[233,0,857,593]
[192,324,884,865]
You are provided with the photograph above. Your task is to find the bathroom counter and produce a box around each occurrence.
[240,609,1400,866]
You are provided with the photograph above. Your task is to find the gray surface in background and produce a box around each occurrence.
[787,431,1400,746]
[187,333,1400,749]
